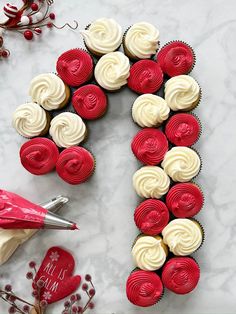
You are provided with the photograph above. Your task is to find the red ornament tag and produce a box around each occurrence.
[33,247,81,304]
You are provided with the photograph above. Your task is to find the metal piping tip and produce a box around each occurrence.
[40,196,69,213]
[44,212,78,230]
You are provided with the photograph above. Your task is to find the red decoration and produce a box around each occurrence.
[24,30,34,40]
[31,3,39,11]
[33,247,81,304]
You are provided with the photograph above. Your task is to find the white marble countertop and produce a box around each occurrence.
[1,0,236,313]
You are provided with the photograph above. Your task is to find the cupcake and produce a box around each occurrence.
[126,269,163,307]
[166,183,204,218]
[123,22,160,60]
[20,138,59,175]
[164,75,201,111]
[56,49,93,87]
[72,84,108,120]
[131,128,168,165]
[94,51,130,91]
[161,147,201,182]
[49,112,86,148]
[56,146,95,185]
[157,41,195,77]
[128,60,163,94]
[165,113,201,147]
[162,218,203,255]
[134,199,169,235]
[132,94,170,127]
[29,73,70,111]
[132,234,168,271]
[162,257,200,294]
[80,18,122,57]
[12,102,50,138]
[133,166,170,199]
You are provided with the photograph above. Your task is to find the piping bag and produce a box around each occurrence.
[0,195,70,266]
[0,190,78,230]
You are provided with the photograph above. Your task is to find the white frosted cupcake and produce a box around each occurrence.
[133,166,170,199]
[123,22,160,60]
[132,234,168,271]
[49,112,86,148]
[165,75,201,111]
[161,147,201,182]
[29,73,70,111]
[94,51,130,91]
[162,219,203,256]
[81,18,123,57]
[12,102,50,138]
[132,94,170,127]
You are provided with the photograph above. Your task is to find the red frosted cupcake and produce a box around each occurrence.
[162,257,200,294]
[131,128,168,165]
[56,49,93,87]
[134,199,169,235]
[157,41,195,77]
[128,60,163,94]
[56,147,95,185]
[166,183,204,218]
[165,113,201,147]
[72,84,108,120]
[20,138,59,175]
[126,270,163,307]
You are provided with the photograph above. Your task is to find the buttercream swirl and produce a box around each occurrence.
[165,75,200,111]
[124,22,160,59]
[132,236,167,271]
[49,112,86,148]
[126,270,163,307]
[133,166,170,199]
[161,147,201,182]
[81,18,122,55]
[12,102,48,138]
[132,94,170,127]
[94,51,130,91]
[162,219,203,256]
[29,73,67,111]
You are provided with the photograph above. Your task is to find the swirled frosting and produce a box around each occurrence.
[157,41,195,77]
[12,102,48,138]
[165,113,201,146]
[126,270,163,307]
[133,166,170,199]
[132,235,167,271]
[94,51,130,91]
[29,73,67,111]
[124,22,160,59]
[165,75,200,111]
[162,219,203,255]
[128,60,163,94]
[131,128,168,165]
[162,257,200,294]
[132,94,170,127]
[49,112,86,148]
[134,199,169,235]
[166,183,204,218]
[81,18,122,55]
[56,147,95,185]
[20,138,59,175]
[161,147,201,182]
[72,84,107,120]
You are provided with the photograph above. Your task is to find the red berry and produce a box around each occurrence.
[24,30,33,40]
[36,279,44,288]
[8,295,16,302]
[89,288,95,296]
[70,294,76,302]
[31,3,39,11]
[88,302,95,309]
[72,306,77,313]
[49,13,55,20]
[40,300,48,308]
[82,283,88,290]
[26,272,34,279]
[8,306,16,313]
[85,274,91,281]
[23,305,30,313]
[47,22,53,28]
[29,261,36,268]
[77,307,82,313]
[5,285,12,292]
[75,293,81,300]
[34,28,42,34]
[1,50,10,58]
[64,301,70,308]
[32,289,38,297]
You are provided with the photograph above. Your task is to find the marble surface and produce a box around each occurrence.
[1,0,236,313]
